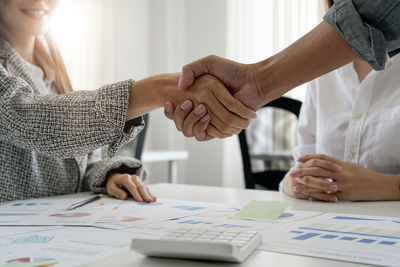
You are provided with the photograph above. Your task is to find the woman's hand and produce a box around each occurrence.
[106,173,156,202]
[282,162,340,202]
[290,154,400,201]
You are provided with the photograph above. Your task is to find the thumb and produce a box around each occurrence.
[178,55,218,90]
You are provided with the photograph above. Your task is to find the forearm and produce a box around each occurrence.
[126,73,182,120]
[252,21,356,107]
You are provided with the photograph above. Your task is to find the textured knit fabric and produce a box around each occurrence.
[0,37,145,202]
[324,0,400,71]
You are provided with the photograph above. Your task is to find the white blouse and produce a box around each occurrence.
[293,54,400,175]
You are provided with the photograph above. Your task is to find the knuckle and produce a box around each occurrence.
[303,176,311,184]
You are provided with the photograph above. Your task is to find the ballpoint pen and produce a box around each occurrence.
[67,194,102,210]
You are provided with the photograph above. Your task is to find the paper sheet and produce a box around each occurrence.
[0,197,231,229]
[259,213,400,267]
[231,200,289,222]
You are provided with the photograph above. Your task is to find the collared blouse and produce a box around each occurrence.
[294,54,400,175]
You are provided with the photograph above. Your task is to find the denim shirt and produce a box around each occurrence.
[324,0,400,71]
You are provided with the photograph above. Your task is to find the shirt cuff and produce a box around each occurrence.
[323,0,387,71]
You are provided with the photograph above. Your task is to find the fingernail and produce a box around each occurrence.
[290,171,298,177]
[328,184,337,191]
[330,196,338,202]
[178,75,183,88]
[200,114,210,123]
[164,102,171,113]
[294,185,304,193]
[332,164,342,171]
[194,105,206,115]
[180,100,192,111]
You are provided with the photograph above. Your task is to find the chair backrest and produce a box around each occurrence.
[238,96,302,189]
[134,114,149,161]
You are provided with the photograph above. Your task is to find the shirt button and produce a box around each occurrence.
[348,152,355,159]
[355,114,362,119]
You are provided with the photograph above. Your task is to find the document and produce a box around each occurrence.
[259,213,400,267]
[0,197,231,229]
[0,226,150,267]
[125,208,319,237]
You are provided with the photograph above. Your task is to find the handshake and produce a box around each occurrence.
[160,55,278,141]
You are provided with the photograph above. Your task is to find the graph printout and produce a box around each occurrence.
[259,213,400,266]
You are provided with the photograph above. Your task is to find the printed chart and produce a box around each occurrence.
[259,213,400,267]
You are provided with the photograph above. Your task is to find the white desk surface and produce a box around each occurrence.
[142,150,189,163]
[81,183,399,267]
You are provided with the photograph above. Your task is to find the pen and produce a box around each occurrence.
[67,194,102,210]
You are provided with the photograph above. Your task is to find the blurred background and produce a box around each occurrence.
[51,0,325,189]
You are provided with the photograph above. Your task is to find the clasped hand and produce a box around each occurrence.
[165,73,257,140]
[282,154,400,202]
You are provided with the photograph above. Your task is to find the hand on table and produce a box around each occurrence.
[283,154,400,202]
[106,173,156,202]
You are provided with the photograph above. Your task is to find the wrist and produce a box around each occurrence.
[251,55,289,107]
[127,73,180,120]
[374,173,400,200]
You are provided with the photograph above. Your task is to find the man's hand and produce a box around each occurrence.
[178,55,263,110]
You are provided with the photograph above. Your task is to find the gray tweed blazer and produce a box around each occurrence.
[0,38,145,202]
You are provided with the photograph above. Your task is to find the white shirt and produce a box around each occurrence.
[24,59,58,95]
[293,54,400,175]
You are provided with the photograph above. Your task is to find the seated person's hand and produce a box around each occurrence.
[164,74,257,141]
[282,160,339,203]
[294,154,400,201]
[106,173,156,202]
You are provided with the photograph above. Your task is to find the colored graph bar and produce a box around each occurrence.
[340,236,357,241]
[299,227,400,240]
[379,241,396,245]
[358,239,375,244]
[293,233,320,240]
[290,231,304,234]
[332,216,382,221]
[320,235,338,239]
[172,205,205,211]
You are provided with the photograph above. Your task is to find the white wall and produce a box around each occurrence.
[57,0,320,189]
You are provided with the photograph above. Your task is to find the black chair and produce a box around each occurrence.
[134,114,149,160]
[118,114,149,160]
[238,97,302,190]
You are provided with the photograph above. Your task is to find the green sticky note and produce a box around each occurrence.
[231,200,289,222]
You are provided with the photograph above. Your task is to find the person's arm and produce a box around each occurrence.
[129,73,256,138]
[0,66,255,158]
[178,21,355,111]
[325,0,400,71]
[82,149,156,202]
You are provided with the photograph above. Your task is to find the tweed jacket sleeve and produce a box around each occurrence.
[0,62,144,159]
[82,148,147,194]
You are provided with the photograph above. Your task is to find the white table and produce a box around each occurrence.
[84,183,399,267]
[142,150,189,183]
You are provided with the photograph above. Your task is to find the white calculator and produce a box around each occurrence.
[131,228,261,263]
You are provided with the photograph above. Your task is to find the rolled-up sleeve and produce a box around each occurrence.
[324,0,400,71]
